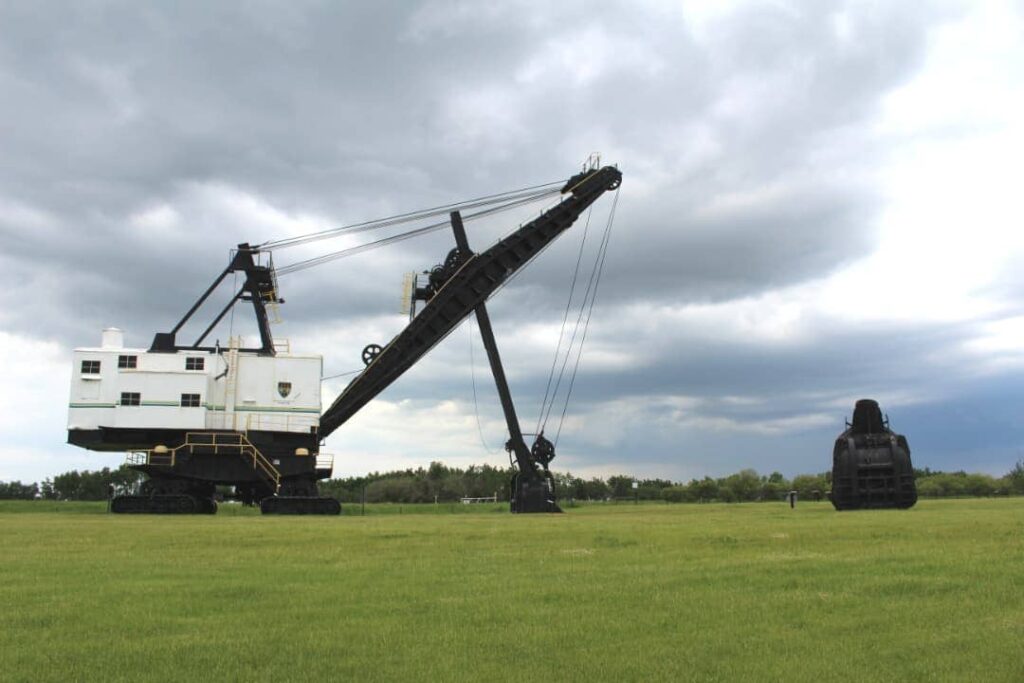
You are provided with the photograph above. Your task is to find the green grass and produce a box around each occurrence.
[0,499,1021,682]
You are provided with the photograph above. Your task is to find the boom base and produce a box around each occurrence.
[510,473,562,513]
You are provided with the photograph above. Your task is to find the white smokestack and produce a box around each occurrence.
[101,327,124,349]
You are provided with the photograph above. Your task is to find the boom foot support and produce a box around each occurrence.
[510,473,562,513]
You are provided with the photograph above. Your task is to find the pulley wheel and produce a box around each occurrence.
[531,435,556,466]
[443,247,466,271]
[362,343,383,366]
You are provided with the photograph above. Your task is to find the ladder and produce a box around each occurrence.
[222,339,241,430]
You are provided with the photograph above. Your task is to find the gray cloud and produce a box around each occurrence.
[4,0,1020,482]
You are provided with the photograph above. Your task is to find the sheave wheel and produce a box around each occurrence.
[362,343,382,366]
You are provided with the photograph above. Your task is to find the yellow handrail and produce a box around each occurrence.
[136,431,284,493]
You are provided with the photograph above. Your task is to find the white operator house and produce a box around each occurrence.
[69,328,322,436]
[66,243,340,514]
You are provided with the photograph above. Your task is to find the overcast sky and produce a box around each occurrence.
[2,0,1023,484]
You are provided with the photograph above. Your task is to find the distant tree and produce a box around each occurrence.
[916,477,942,498]
[962,473,997,497]
[50,466,144,500]
[317,463,515,503]
[722,469,761,502]
[0,481,38,500]
[717,485,737,503]
[427,461,449,481]
[761,472,789,501]
[790,474,829,499]
[580,478,610,500]
[933,473,968,497]
[661,486,690,503]
[311,460,1024,505]
[52,470,84,500]
[1007,460,1024,494]
[636,478,672,500]
[553,472,579,500]
[607,475,634,498]
[365,477,418,503]
[688,477,719,502]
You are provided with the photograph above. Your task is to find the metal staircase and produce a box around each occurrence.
[185,432,281,493]
[126,431,281,493]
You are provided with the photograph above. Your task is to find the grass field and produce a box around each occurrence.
[1,499,1021,682]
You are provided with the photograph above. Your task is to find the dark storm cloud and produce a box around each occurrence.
[0,1,954,342]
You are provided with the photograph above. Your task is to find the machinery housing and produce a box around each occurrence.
[831,398,917,510]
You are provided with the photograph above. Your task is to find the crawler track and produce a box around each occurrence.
[260,496,341,515]
[111,495,217,514]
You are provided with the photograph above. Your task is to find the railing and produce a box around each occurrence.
[244,444,281,492]
[184,431,247,452]
[242,412,318,434]
[121,432,281,493]
[316,452,334,473]
[126,451,148,466]
[206,411,318,433]
[125,449,177,467]
[184,432,281,492]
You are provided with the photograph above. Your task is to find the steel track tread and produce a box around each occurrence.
[110,494,217,514]
[259,496,341,515]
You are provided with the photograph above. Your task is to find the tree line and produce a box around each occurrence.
[2,461,1023,502]
[0,466,144,501]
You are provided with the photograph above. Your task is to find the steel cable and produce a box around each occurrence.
[275,188,561,276]
[535,205,593,435]
[553,189,619,445]
[257,181,564,251]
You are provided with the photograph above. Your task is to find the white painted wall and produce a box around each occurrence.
[67,341,322,435]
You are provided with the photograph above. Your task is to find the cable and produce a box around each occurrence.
[275,187,561,276]
[321,368,364,382]
[553,189,619,445]
[536,205,593,435]
[227,270,238,343]
[468,321,501,455]
[539,206,607,431]
[258,180,564,251]
[477,192,573,301]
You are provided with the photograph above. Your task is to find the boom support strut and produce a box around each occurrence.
[150,244,280,355]
[449,212,556,512]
